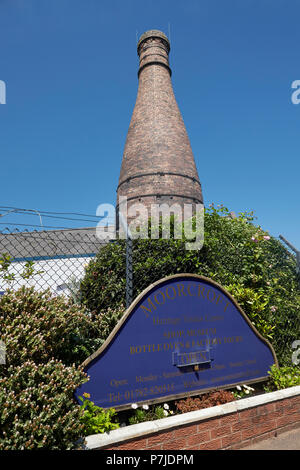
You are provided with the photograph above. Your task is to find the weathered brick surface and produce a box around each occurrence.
[197,418,221,432]
[185,431,210,446]
[146,429,175,446]
[199,438,222,450]
[221,431,242,448]
[173,424,198,438]
[117,30,203,221]
[210,424,232,439]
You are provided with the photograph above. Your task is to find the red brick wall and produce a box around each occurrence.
[102,394,300,450]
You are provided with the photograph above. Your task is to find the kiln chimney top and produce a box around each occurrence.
[137,29,170,55]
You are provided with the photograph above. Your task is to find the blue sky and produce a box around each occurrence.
[0,0,299,250]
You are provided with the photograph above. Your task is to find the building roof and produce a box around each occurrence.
[0,227,107,261]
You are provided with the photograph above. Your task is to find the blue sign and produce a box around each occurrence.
[75,274,277,409]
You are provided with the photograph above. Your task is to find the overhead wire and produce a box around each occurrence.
[0,205,116,229]
[0,205,105,219]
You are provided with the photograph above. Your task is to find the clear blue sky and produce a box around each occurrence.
[0,0,299,249]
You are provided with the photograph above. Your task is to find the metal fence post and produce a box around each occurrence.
[118,212,133,309]
[126,236,133,309]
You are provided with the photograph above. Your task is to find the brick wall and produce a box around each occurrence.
[85,386,300,450]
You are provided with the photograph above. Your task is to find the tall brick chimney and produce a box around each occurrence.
[117,29,203,226]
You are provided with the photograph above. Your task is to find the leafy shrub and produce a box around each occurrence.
[0,286,126,449]
[175,390,235,413]
[225,284,275,339]
[0,287,125,449]
[78,394,119,435]
[0,286,105,368]
[94,305,125,344]
[0,253,43,284]
[0,360,87,450]
[265,364,300,391]
[80,240,127,314]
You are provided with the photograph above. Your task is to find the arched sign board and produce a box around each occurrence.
[75,275,277,410]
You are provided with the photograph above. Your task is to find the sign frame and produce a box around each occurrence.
[79,274,278,410]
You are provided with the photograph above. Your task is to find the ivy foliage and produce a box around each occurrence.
[78,394,119,436]
[265,364,300,391]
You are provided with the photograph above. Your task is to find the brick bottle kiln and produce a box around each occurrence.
[117,30,203,225]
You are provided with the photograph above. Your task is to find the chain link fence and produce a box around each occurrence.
[0,227,105,296]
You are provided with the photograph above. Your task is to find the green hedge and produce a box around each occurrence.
[0,360,86,450]
[0,287,122,449]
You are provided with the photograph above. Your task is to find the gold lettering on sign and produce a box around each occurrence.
[187,284,195,297]
[154,290,166,306]
[177,283,187,297]
[163,328,217,339]
[110,378,128,387]
[162,370,182,378]
[129,335,243,354]
[206,289,216,303]
[136,374,157,383]
[179,351,208,365]
[198,285,205,299]
[163,330,185,339]
[204,314,224,322]
[108,383,176,403]
[184,315,203,323]
[186,328,217,337]
[166,286,177,300]
[140,297,157,317]
[140,282,232,317]
[152,317,181,326]
[224,336,243,344]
